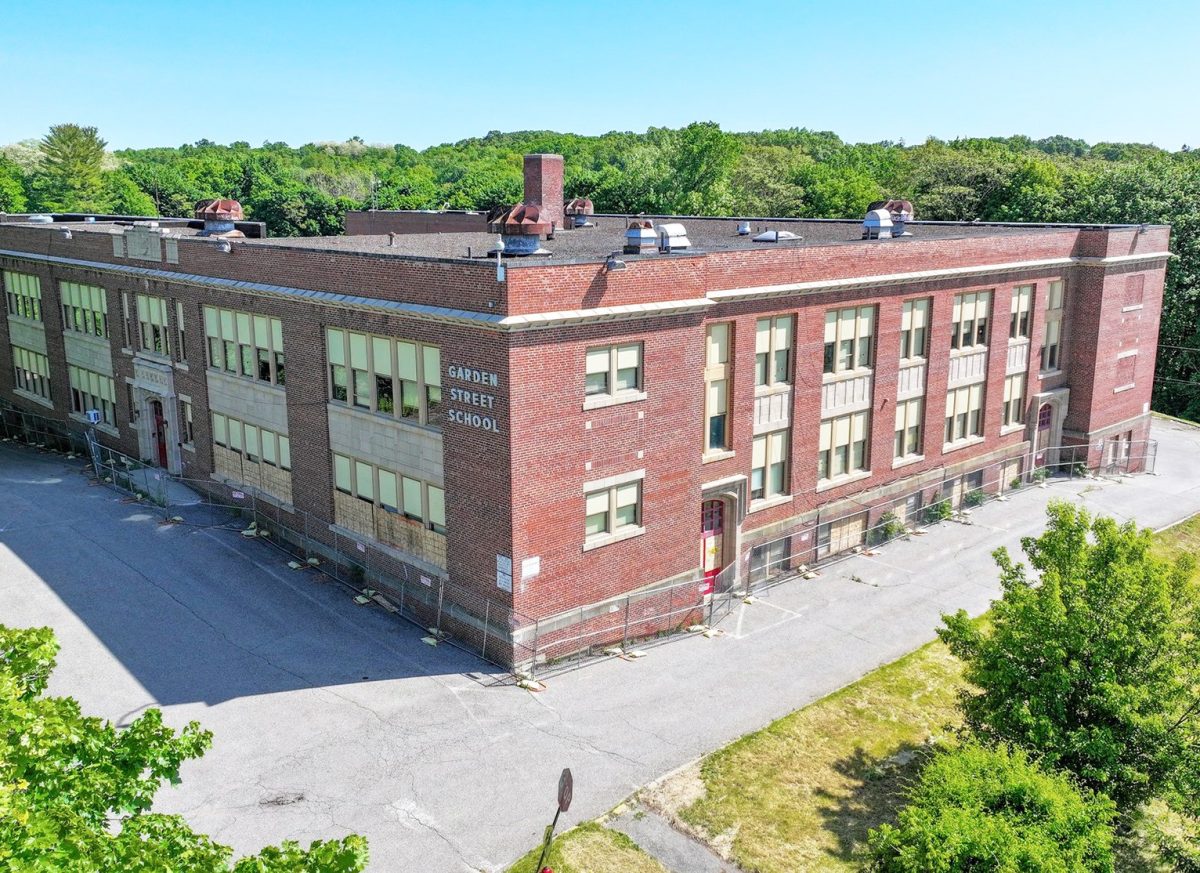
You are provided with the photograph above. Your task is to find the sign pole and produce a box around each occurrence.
[533,768,572,873]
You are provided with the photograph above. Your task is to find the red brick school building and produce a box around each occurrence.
[0,154,1169,666]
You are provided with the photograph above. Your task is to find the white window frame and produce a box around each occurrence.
[1041,280,1064,373]
[136,293,171,358]
[755,315,794,387]
[894,397,924,459]
[11,344,52,402]
[950,291,993,351]
[68,365,115,426]
[818,411,869,481]
[60,281,108,338]
[203,306,286,386]
[899,299,930,361]
[823,306,875,375]
[944,382,985,444]
[751,429,790,501]
[4,271,42,322]
[704,323,732,454]
[327,328,442,426]
[1002,374,1026,428]
[584,343,644,406]
[583,470,645,550]
[1009,285,1033,341]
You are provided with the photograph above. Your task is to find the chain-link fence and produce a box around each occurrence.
[0,397,1163,677]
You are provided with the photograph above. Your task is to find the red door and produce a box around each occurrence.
[700,499,725,595]
[151,400,168,468]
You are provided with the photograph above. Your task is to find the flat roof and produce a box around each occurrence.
[235,214,1120,265]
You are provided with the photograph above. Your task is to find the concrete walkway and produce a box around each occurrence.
[0,418,1197,872]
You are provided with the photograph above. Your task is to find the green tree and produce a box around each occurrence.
[101,171,158,216]
[866,742,1116,872]
[32,124,108,212]
[0,624,368,872]
[0,157,26,212]
[939,502,1200,809]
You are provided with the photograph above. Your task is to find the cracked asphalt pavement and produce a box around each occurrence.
[2,418,1198,872]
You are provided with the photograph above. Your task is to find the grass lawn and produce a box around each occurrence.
[506,822,667,873]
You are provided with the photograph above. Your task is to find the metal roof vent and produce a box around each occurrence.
[195,199,246,238]
[487,203,553,255]
[26,214,54,224]
[862,208,894,240]
[753,229,801,242]
[624,219,656,254]
[657,222,691,253]
[737,221,752,236]
[867,199,914,237]
[565,197,595,228]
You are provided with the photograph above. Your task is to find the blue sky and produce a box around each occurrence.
[2,0,1196,150]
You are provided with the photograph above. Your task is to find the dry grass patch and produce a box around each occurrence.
[663,639,968,873]
[506,822,667,873]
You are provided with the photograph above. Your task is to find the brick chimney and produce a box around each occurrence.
[524,154,564,232]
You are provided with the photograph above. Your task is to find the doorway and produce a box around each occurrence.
[150,399,168,468]
[700,499,725,595]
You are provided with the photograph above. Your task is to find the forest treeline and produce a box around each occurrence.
[2,123,1198,419]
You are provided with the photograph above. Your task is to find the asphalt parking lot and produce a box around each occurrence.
[2,417,1198,872]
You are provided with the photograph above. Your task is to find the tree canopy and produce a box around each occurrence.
[0,624,368,872]
[939,501,1200,810]
[3,123,1199,420]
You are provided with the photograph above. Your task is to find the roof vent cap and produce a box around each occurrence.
[195,199,246,238]
[866,199,914,237]
[26,214,53,224]
[657,222,692,253]
[624,219,656,254]
[753,229,801,242]
[862,208,894,240]
[737,221,752,236]
[565,197,595,228]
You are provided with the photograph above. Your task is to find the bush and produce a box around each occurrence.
[940,502,1200,809]
[1031,467,1048,483]
[963,489,986,508]
[866,742,1116,872]
[1010,477,1022,490]
[870,510,907,545]
[924,499,953,524]
[1072,462,1089,478]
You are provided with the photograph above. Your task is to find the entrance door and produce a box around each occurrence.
[150,399,168,467]
[700,499,725,595]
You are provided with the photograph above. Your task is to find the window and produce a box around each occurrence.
[751,430,789,500]
[121,293,132,348]
[1116,352,1137,389]
[1002,375,1026,427]
[212,412,290,469]
[818,411,869,480]
[60,281,108,338]
[68,365,115,425]
[894,397,924,458]
[11,345,51,401]
[331,452,445,533]
[755,316,793,386]
[823,306,875,374]
[585,479,642,540]
[1041,280,1064,371]
[944,383,985,443]
[176,300,187,362]
[950,291,992,350]
[180,399,194,444]
[585,344,642,398]
[136,294,171,357]
[704,323,732,452]
[327,328,442,426]
[203,306,285,385]
[899,299,929,360]
[3,271,41,321]
[1009,285,1032,340]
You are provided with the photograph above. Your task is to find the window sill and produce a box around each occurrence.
[949,345,988,356]
[822,368,874,384]
[135,349,172,363]
[582,525,646,552]
[583,390,646,411]
[747,493,793,514]
[701,449,736,464]
[174,361,190,372]
[1000,423,1025,436]
[753,382,792,398]
[13,389,53,410]
[121,347,134,356]
[5,314,44,327]
[1113,383,1136,394]
[182,442,196,454]
[816,469,872,493]
[1121,304,1144,313]
[70,413,118,438]
[898,356,927,366]
[942,435,986,455]
[207,367,287,392]
[1037,369,1063,380]
[892,453,925,470]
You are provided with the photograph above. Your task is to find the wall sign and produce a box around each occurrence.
[447,363,502,433]
[496,555,513,592]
